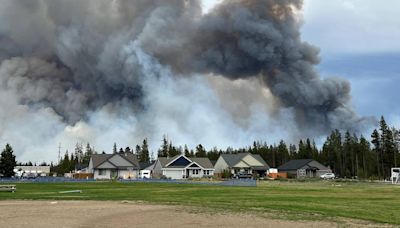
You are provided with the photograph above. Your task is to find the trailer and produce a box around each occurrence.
[391,168,400,184]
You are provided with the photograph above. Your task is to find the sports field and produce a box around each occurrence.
[0,181,399,226]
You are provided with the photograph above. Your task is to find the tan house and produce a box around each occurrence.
[214,153,270,177]
[88,153,140,179]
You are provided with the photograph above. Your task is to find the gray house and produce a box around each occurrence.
[214,153,270,177]
[88,153,140,179]
[278,159,331,178]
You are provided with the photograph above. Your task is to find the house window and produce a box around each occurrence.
[203,170,206,175]
[98,169,106,175]
[206,170,210,175]
[192,170,195,174]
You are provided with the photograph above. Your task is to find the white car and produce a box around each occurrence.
[320,173,335,179]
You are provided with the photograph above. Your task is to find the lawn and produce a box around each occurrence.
[0,181,399,225]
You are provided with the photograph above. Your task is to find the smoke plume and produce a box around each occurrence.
[0,0,372,162]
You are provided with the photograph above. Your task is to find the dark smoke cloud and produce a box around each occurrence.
[0,0,373,161]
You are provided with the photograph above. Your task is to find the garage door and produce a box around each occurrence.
[165,170,183,179]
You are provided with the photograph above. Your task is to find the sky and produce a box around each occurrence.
[205,0,400,128]
[1,0,399,163]
[300,0,400,128]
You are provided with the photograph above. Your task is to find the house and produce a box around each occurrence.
[88,153,140,179]
[214,153,270,177]
[153,154,214,179]
[278,159,332,178]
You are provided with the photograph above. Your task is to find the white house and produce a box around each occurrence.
[88,153,140,179]
[214,153,270,177]
[153,154,215,179]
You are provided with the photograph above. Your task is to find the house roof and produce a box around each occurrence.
[190,157,214,169]
[278,159,318,171]
[75,163,88,170]
[139,162,155,170]
[91,153,139,169]
[220,153,269,169]
[157,155,214,169]
[91,154,113,168]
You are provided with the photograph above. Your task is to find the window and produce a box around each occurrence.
[196,170,199,175]
[203,170,206,175]
[98,169,106,175]
[192,170,195,174]
[206,170,210,175]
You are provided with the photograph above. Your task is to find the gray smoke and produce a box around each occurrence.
[0,0,372,162]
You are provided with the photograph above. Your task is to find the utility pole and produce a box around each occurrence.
[58,143,62,164]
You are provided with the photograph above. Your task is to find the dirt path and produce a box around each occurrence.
[0,201,386,228]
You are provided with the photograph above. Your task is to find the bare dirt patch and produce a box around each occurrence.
[0,201,389,228]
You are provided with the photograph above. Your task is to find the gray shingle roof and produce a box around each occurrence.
[91,154,113,168]
[220,153,269,169]
[157,155,214,169]
[191,157,214,169]
[157,157,171,168]
[91,153,139,169]
[278,159,314,171]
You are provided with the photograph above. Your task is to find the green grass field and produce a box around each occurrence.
[1,181,399,225]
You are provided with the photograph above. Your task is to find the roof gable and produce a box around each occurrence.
[97,161,116,169]
[242,154,264,167]
[167,156,191,167]
[188,163,200,168]
[109,154,135,167]
[220,153,269,169]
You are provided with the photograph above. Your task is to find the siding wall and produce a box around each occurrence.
[214,157,229,174]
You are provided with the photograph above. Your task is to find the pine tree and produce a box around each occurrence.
[74,143,83,163]
[359,135,371,178]
[184,145,190,157]
[158,135,169,157]
[167,141,180,157]
[371,129,381,178]
[393,128,400,167]
[113,143,117,154]
[0,144,17,177]
[135,145,141,159]
[82,143,93,164]
[140,139,150,162]
[277,140,289,167]
[195,144,207,157]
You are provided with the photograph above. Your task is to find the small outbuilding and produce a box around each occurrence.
[278,159,331,178]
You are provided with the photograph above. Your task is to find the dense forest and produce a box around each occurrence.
[3,116,399,179]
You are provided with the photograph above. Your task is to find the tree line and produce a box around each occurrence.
[1,116,399,179]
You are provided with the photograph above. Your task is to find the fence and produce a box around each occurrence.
[0,177,256,187]
[120,178,257,187]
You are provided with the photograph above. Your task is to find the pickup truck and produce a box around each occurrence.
[233,172,253,179]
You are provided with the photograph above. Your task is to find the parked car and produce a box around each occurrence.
[233,172,253,179]
[320,173,335,179]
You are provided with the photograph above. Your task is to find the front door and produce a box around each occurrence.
[111,170,118,179]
